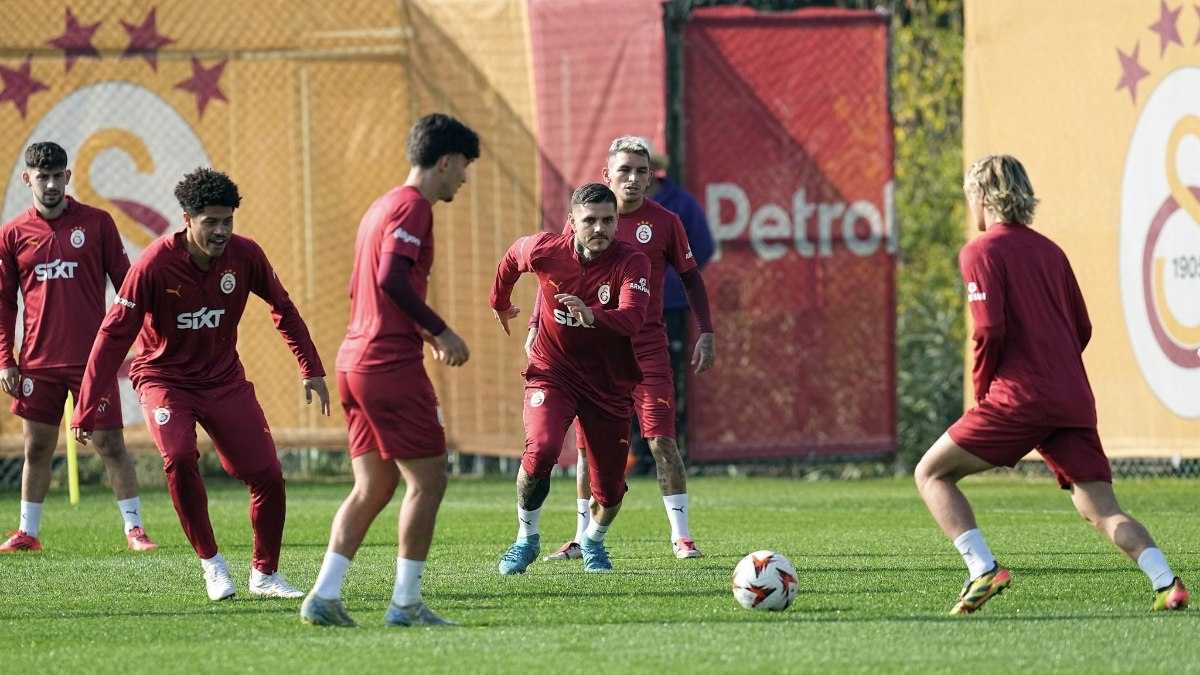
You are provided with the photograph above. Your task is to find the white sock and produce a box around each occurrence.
[19,500,43,538]
[663,494,690,540]
[201,552,226,571]
[584,518,609,543]
[517,505,540,540]
[392,557,425,607]
[1137,548,1176,590]
[312,551,351,600]
[574,499,590,543]
[117,497,143,533]
[953,528,996,580]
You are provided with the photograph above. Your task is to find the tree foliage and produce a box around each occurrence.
[887,0,965,469]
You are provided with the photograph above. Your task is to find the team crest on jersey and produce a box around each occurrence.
[69,228,85,249]
[220,271,236,294]
[636,222,653,243]
[598,284,611,304]
[529,390,545,408]
[153,406,171,426]
[21,377,33,397]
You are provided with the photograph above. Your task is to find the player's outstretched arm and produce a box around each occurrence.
[303,376,331,415]
[692,332,716,373]
[492,234,542,351]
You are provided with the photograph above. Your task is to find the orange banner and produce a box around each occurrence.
[964,0,1200,456]
[0,1,538,456]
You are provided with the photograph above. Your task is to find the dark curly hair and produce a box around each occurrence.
[570,182,616,210]
[25,142,68,170]
[406,113,481,168]
[174,167,242,215]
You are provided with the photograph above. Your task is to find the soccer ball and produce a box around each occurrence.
[731,550,798,611]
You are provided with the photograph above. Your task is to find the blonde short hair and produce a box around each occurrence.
[607,135,651,161]
[963,154,1039,225]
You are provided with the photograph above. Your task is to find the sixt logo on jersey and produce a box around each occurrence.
[33,259,78,281]
[393,227,421,246]
[552,308,593,328]
[176,307,226,330]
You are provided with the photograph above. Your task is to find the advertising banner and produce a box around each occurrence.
[683,7,896,461]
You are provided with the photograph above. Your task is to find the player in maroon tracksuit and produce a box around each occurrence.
[0,142,157,554]
[531,136,715,562]
[914,154,1188,614]
[492,183,651,574]
[71,168,331,602]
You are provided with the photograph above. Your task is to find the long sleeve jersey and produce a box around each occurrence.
[0,197,130,369]
[491,231,651,414]
[73,230,323,429]
[959,222,1096,426]
[531,198,711,354]
[337,185,445,372]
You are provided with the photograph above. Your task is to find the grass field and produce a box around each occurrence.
[0,474,1195,674]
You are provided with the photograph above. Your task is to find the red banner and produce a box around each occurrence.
[683,7,896,461]
[528,0,666,230]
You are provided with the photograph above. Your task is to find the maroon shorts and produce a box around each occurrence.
[632,352,676,439]
[338,363,446,460]
[139,378,279,479]
[949,402,1112,489]
[523,378,630,507]
[570,350,676,444]
[12,366,123,429]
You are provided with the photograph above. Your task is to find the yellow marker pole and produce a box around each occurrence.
[65,392,79,505]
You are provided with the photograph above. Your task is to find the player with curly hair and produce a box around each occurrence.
[72,167,331,602]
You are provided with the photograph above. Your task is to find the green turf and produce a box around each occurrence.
[0,475,1195,674]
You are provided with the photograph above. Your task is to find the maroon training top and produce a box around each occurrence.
[959,222,1096,426]
[0,197,130,370]
[491,231,650,413]
[73,230,323,429]
[337,185,444,372]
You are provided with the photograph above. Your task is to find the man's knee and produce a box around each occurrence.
[91,430,128,460]
[403,460,447,499]
[648,436,680,462]
[590,477,627,509]
[240,466,286,500]
[23,438,56,464]
[521,448,557,480]
[913,454,942,491]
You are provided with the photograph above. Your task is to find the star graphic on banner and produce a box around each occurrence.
[175,57,228,116]
[121,8,175,71]
[1148,0,1183,56]
[1116,42,1150,104]
[48,8,102,73]
[0,56,49,118]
